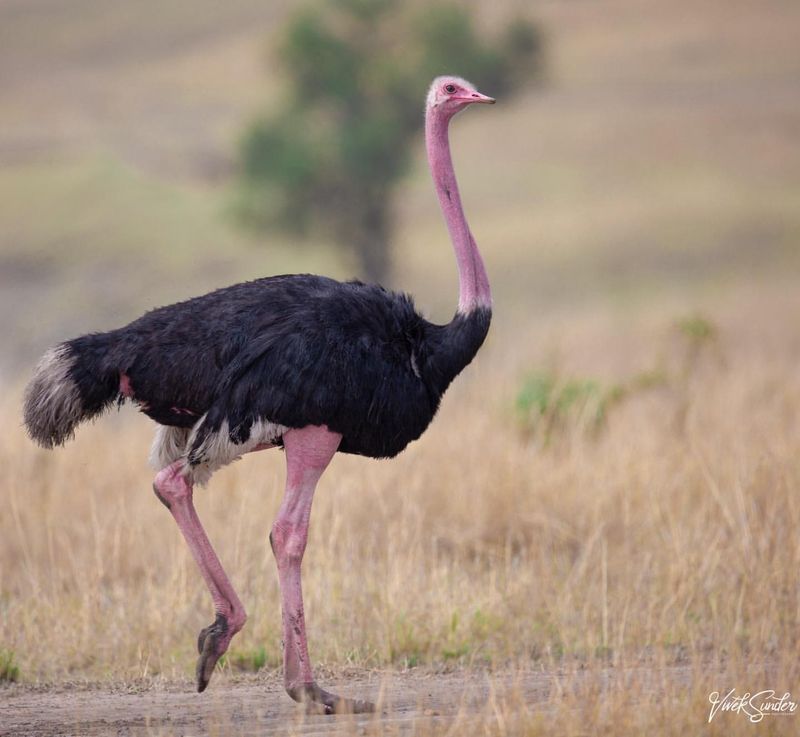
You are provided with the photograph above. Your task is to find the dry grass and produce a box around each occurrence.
[2,284,799,733]
[1,0,799,732]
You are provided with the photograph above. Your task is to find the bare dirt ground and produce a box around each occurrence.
[1,668,562,737]
[0,663,727,737]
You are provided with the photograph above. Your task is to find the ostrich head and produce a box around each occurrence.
[426,76,495,118]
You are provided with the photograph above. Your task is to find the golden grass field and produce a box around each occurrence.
[1,0,800,734]
[3,285,800,735]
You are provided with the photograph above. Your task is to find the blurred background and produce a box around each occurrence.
[2,3,800,716]
[1,0,797,381]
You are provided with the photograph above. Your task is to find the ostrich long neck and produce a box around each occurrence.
[425,108,492,314]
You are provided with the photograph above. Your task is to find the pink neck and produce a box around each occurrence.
[425,107,492,314]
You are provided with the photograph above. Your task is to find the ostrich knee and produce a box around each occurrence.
[153,461,247,634]
[270,518,309,569]
[153,461,192,509]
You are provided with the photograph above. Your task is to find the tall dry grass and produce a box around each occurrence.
[1,284,799,733]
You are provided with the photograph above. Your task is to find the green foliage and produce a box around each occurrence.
[239,0,545,283]
[670,311,721,431]
[0,649,20,682]
[674,312,719,378]
[388,612,428,667]
[516,312,721,443]
[227,645,270,673]
[441,610,470,660]
[677,314,716,343]
[516,371,625,442]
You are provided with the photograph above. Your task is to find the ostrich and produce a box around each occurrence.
[23,76,494,713]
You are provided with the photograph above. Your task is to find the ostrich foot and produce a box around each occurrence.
[287,683,376,715]
[196,614,231,692]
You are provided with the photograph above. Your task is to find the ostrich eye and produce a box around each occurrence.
[444,84,456,94]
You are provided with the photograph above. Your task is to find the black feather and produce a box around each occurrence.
[58,274,491,460]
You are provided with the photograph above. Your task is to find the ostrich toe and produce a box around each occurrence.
[287,683,376,715]
[196,614,229,692]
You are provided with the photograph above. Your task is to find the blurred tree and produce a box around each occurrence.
[239,0,544,284]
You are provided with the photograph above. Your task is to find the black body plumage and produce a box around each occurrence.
[31,275,490,463]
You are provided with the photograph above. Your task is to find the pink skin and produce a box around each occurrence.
[269,426,372,713]
[153,426,372,711]
[122,372,195,416]
[425,77,494,313]
[153,461,248,691]
[119,373,134,398]
[153,77,493,712]
[270,426,339,692]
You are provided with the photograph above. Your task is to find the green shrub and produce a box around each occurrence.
[0,649,20,682]
[228,646,269,673]
[516,371,625,442]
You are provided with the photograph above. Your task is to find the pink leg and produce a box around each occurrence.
[153,461,247,692]
[270,426,374,714]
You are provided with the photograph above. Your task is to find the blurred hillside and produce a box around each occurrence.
[1,0,798,378]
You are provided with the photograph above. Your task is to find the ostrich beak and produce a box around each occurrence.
[465,91,496,105]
